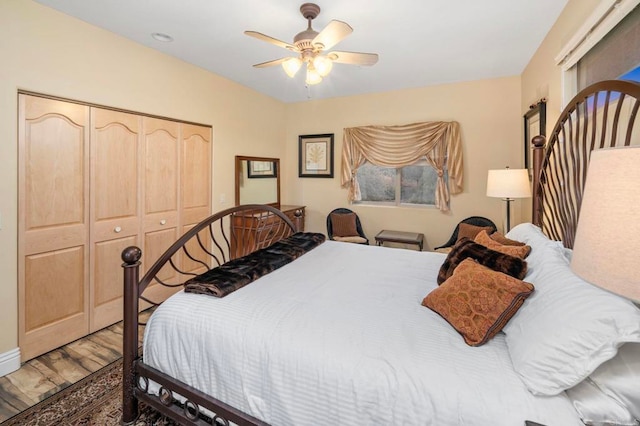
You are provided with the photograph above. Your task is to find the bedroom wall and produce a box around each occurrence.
[0,1,286,358]
[519,0,601,222]
[282,76,523,250]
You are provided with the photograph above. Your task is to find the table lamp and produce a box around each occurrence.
[486,168,531,232]
[571,146,640,302]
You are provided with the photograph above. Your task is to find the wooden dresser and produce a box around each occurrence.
[230,205,305,259]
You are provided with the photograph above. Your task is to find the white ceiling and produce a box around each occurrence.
[34,0,568,103]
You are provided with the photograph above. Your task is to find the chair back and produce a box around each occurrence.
[326,208,368,243]
[434,216,497,250]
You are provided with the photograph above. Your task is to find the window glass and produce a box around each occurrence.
[356,163,395,202]
[356,161,439,206]
[400,165,438,205]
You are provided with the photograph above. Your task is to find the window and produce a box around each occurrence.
[356,161,439,206]
[557,0,640,104]
[576,5,640,90]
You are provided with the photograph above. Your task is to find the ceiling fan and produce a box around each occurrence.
[245,3,379,85]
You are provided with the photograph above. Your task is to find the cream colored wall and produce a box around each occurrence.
[520,0,601,221]
[283,76,523,249]
[0,1,286,354]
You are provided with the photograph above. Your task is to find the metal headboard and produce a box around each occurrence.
[532,80,640,248]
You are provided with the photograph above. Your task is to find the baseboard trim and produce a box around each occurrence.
[0,348,21,377]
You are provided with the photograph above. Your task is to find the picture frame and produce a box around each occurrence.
[298,133,334,178]
[524,99,547,179]
[247,160,277,178]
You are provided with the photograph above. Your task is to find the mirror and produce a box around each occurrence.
[235,155,280,207]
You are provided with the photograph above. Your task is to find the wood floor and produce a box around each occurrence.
[0,313,148,423]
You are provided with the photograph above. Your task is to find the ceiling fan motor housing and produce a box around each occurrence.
[300,3,321,20]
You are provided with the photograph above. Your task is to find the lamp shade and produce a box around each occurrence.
[305,66,322,85]
[282,58,302,78]
[571,146,640,302]
[486,168,531,199]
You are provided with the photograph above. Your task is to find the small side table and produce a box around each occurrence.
[375,230,425,251]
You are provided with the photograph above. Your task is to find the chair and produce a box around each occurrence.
[433,216,497,251]
[326,208,369,244]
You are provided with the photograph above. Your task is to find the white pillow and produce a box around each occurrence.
[503,223,640,396]
[565,378,637,426]
[590,343,640,419]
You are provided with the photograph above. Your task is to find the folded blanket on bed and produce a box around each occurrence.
[184,232,326,297]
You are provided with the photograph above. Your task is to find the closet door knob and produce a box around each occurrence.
[114,226,122,233]
[160,219,167,225]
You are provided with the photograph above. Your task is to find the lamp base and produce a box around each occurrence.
[505,198,513,232]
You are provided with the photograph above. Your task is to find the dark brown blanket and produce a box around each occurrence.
[184,232,326,297]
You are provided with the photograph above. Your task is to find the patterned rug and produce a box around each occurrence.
[2,360,177,426]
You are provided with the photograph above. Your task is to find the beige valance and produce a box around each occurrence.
[341,121,464,212]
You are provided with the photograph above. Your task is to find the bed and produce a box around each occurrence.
[121,80,640,426]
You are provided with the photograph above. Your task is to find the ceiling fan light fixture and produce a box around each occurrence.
[282,57,302,78]
[313,55,333,77]
[246,2,378,87]
[305,66,322,85]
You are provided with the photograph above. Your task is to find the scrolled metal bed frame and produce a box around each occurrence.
[121,204,294,425]
[121,80,640,425]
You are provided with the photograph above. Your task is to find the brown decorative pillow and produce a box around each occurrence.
[423,258,534,346]
[330,212,358,237]
[437,238,527,285]
[490,231,526,247]
[456,223,495,243]
[475,231,531,259]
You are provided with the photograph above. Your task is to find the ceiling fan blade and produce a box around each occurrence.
[312,20,353,51]
[328,51,379,66]
[244,31,297,51]
[252,57,291,68]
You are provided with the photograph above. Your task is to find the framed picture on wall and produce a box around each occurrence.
[298,133,334,178]
[524,99,547,179]
[247,160,277,178]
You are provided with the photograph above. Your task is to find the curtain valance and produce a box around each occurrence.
[341,121,464,211]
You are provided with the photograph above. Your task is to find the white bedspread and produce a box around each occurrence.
[144,240,582,425]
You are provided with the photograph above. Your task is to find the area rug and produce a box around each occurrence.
[1,360,176,426]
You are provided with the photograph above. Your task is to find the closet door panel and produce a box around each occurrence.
[25,247,85,330]
[18,94,90,361]
[93,236,137,329]
[90,108,141,332]
[142,228,181,303]
[181,123,211,223]
[180,224,211,276]
[142,117,180,303]
[144,118,179,216]
[181,124,212,274]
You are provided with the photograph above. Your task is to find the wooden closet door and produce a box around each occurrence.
[142,117,181,302]
[180,124,212,274]
[18,95,90,361]
[90,108,141,332]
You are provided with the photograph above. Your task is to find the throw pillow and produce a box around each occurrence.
[490,231,526,247]
[456,223,495,243]
[437,238,528,285]
[475,230,531,259]
[423,258,534,346]
[330,212,358,237]
[333,235,367,244]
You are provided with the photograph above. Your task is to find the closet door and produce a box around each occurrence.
[180,124,212,275]
[90,108,141,332]
[18,95,90,361]
[141,117,181,302]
